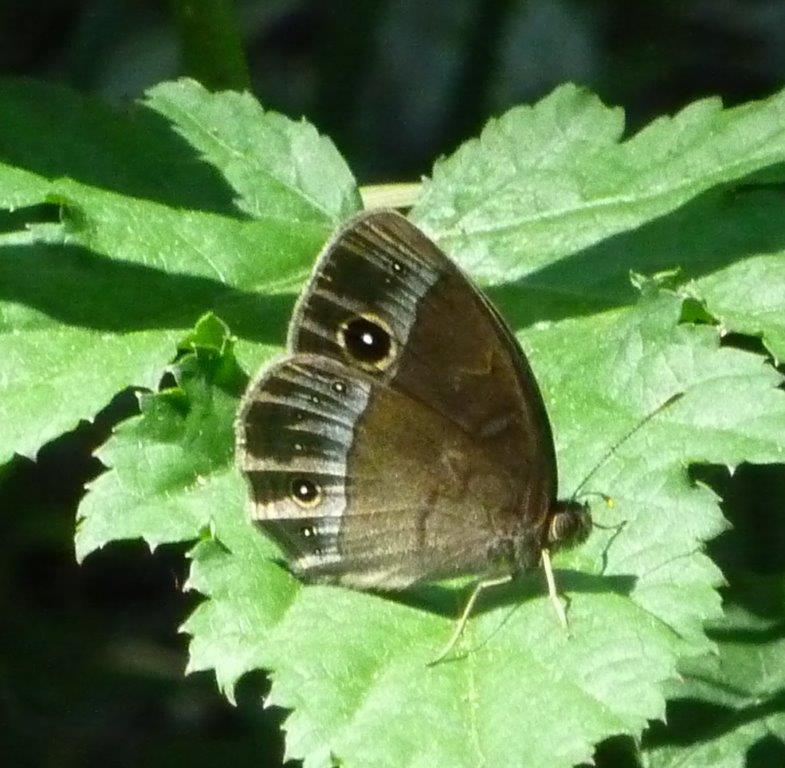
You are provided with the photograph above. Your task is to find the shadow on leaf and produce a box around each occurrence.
[0,242,297,346]
[489,167,785,331]
[645,690,785,748]
[381,569,637,619]
[0,79,244,216]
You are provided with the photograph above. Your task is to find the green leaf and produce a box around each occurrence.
[74,314,245,561]
[0,78,360,462]
[692,252,785,363]
[411,84,785,290]
[69,84,785,767]
[0,297,178,461]
[531,291,785,649]
[77,290,785,768]
[144,79,362,223]
[643,574,785,768]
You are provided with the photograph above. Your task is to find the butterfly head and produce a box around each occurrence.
[546,499,592,550]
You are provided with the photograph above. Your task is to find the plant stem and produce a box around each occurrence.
[360,183,422,210]
[168,0,251,91]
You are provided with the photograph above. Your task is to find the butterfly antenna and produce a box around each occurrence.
[571,392,684,502]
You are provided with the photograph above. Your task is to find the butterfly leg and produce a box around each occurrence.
[429,573,513,665]
[541,548,568,628]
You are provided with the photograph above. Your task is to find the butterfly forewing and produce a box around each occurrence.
[288,212,441,369]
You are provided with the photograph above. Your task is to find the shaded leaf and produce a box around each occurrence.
[643,574,785,768]
[692,252,785,362]
[74,314,245,560]
[144,79,362,223]
[0,79,359,462]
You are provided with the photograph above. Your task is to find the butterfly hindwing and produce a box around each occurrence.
[238,354,518,586]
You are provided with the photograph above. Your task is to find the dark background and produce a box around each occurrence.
[2,2,784,766]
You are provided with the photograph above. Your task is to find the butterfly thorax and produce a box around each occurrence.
[499,496,590,572]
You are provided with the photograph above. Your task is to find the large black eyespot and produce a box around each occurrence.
[338,314,395,368]
[291,478,321,507]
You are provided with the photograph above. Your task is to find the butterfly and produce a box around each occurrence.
[235,209,591,660]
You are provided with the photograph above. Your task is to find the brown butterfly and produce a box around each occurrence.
[236,210,591,660]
